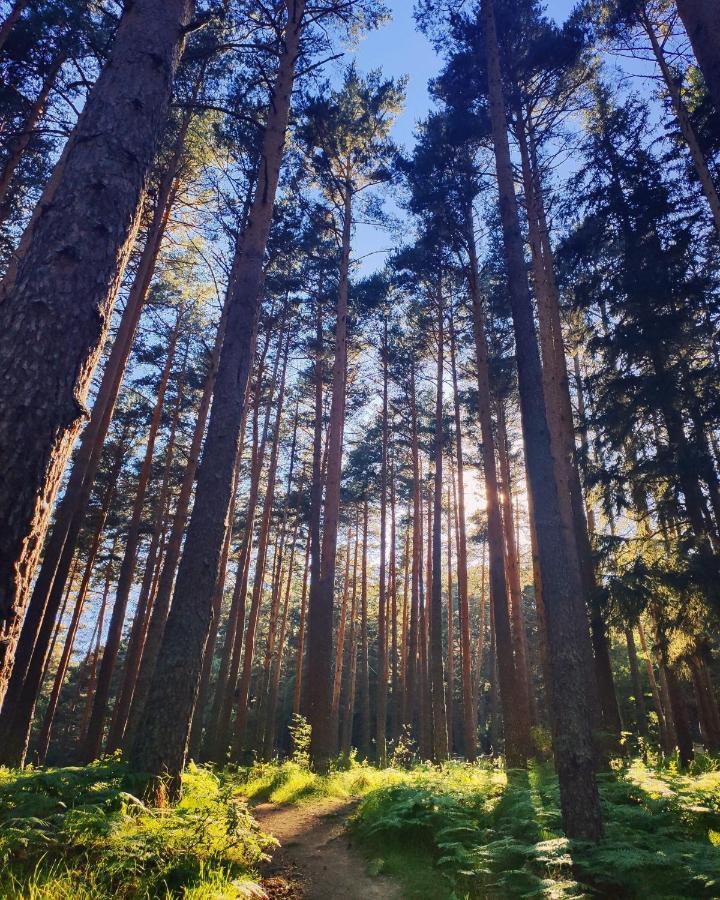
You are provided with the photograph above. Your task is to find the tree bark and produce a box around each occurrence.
[0,0,193,700]
[625,629,648,739]
[359,498,371,756]
[376,318,389,766]
[307,176,351,772]
[0,0,28,54]
[482,0,601,840]
[129,0,304,787]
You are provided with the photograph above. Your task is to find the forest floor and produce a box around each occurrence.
[255,797,402,899]
[1,755,720,898]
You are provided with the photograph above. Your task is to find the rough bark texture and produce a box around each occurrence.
[0,0,193,704]
[482,0,602,840]
[129,1,303,786]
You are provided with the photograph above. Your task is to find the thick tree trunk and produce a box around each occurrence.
[0,126,187,713]
[0,0,193,700]
[482,0,601,840]
[675,0,720,122]
[129,1,304,787]
[307,178,351,772]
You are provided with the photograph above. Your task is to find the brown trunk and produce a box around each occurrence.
[664,665,695,768]
[405,362,422,739]
[0,54,65,222]
[341,520,361,754]
[625,629,648,739]
[230,340,290,759]
[496,399,534,729]
[448,314,476,759]
[331,530,353,746]
[107,347,187,751]
[0,0,193,701]
[689,654,720,751]
[79,545,116,741]
[637,622,674,752]
[389,456,399,743]
[430,302,449,762]
[35,477,118,764]
[467,226,529,767]
[482,0,601,839]
[399,519,410,728]
[0,109,191,713]
[292,538,312,716]
[359,498,371,755]
[446,480,455,753]
[82,311,182,761]
[307,175,351,772]
[376,318,389,766]
[129,2,304,786]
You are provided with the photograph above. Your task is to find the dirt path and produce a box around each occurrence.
[254,798,403,899]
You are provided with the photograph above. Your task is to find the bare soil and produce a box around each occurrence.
[254,798,403,899]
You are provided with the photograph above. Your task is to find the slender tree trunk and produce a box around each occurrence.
[637,621,674,752]
[446,481,455,753]
[625,629,648,740]
[448,314,476,759]
[482,0,601,840]
[292,539,311,716]
[231,341,290,759]
[359,498,371,756]
[376,318,389,766]
[0,0,193,698]
[123,305,228,751]
[129,1,305,787]
[467,227,529,767]
[0,53,65,222]
[389,456,399,744]
[79,547,116,742]
[82,312,182,761]
[107,348,187,752]
[308,177,351,772]
[430,301,449,762]
[341,522,361,754]
[331,530,353,747]
[405,363,422,740]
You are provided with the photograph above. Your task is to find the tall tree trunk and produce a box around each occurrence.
[359,498,371,756]
[520,113,617,742]
[389,455,399,744]
[448,313,476,759]
[0,0,193,699]
[0,111,190,713]
[35,473,121,764]
[376,317,389,766]
[79,545,116,742]
[625,629,648,740]
[307,176,351,772]
[82,311,182,761]
[640,6,720,233]
[405,362,422,739]
[292,539,311,716]
[467,225,530,767]
[331,530,353,748]
[129,0,304,787]
[230,340,290,759]
[674,0,720,121]
[446,480,455,753]
[0,53,65,222]
[107,348,187,752]
[341,522,361,754]
[430,300,449,762]
[482,0,601,840]
[637,621,674,753]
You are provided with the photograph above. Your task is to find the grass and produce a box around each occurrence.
[0,758,274,898]
[2,753,719,898]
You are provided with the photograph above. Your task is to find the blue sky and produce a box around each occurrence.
[345,0,579,271]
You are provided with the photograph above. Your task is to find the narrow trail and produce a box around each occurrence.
[254,798,403,899]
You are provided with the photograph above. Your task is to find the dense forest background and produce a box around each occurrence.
[0,0,719,881]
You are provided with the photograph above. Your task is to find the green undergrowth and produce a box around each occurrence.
[0,758,274,899]
[347,755,720,899]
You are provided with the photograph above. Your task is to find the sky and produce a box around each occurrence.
[343,0,579,272]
